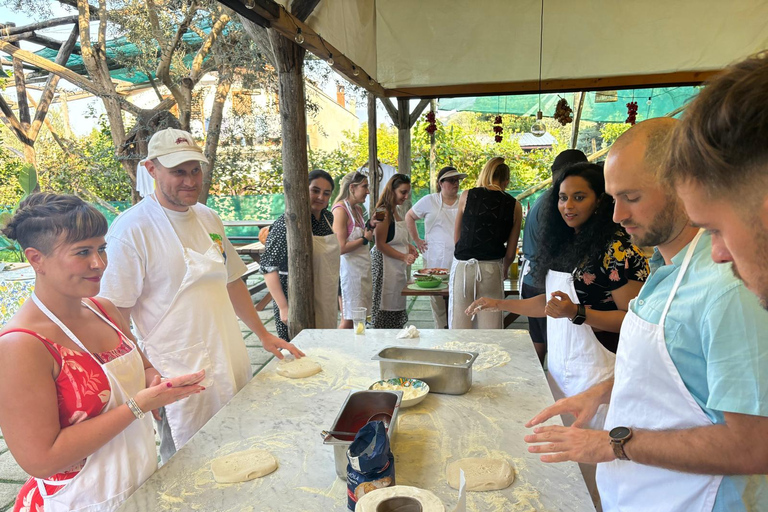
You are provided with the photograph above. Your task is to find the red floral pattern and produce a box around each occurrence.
[7,306,132,512]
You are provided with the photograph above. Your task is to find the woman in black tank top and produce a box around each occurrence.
[449,157,522,329]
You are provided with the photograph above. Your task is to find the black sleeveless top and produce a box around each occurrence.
[454,188,517,261]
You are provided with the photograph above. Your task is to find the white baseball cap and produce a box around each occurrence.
[144,128,209,168]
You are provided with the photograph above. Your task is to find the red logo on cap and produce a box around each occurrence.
[175,137,190,145]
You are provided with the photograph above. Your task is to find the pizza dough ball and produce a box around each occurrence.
[211,448,278,483]
[276,356,321,379]
[446,457,515,491]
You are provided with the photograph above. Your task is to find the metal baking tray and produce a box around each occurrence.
[372,346,479,395]
[322,390,401,479]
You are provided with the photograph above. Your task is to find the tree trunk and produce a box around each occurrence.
[270,31,315,338]
[199,73,232,204]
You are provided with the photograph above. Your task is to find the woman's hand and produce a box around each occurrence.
[133,370,206,416]
[364,228,374,242]
[144,367,162,390]
[278,304,289,323]
[402,251,416,265]
[415,238,428,253]
[408,244,419,257]
[465,297,501,316]
[545,291,579,319]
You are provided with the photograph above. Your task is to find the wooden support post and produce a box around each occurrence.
[368,92,379,210]
[60,93,72,138]
[396,97,411,176]
[570,92,585,149]
[271,31,315,338]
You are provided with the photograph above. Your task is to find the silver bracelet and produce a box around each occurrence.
[126,398,145,420]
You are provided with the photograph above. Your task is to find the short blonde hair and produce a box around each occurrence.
[475,157,510,190]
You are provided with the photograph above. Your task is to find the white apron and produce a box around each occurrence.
[32,294,156,512]
[380,219,409,311]
[141,198,250,451]
[597,230,722,512]
[312,215,341,328]
[545,270,616,430]
[422,195,457,270]
[339,202,372,320]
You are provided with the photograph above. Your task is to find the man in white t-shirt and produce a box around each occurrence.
[101,128,303,462]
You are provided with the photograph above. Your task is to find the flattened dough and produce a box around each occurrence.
[276,356,321,378]
[446,457,515,491]
[211,448,278,483]
[356,485,444,512]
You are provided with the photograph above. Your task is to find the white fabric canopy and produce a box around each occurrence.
[290,0,768,93]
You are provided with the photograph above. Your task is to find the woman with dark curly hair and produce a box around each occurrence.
[467,162,649,429]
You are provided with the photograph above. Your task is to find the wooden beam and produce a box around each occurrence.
[0,16,82,37]
[28,24,80,141]
[380,96,399,125]
[230,0,386,96]
[12,54,30,128]
[408,98,430,127]
[0,39,145,117]
[0,94,31,144]
[290,0,322,22]
[383,70,719,99]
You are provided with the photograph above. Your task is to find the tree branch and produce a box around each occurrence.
[0,94,31,144]
[97,0,107,53]
[29,24,80,141]
[190,12,230,83]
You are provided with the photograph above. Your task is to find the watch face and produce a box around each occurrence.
[610,426,631,440]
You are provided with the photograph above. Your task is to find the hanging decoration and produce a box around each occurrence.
[493,115,503,143]
[625,101,638,125]
[425,111,437,135]
[554,97,573,125]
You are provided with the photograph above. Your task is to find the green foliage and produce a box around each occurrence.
[0,163,36,262]
[600,122,631,148]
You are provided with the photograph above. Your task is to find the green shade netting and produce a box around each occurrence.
[438,87,702,123]
[6,19,212,84]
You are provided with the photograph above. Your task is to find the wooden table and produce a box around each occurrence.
[235,241,266,263]
[402,279,522,327]
[118,329,594,511]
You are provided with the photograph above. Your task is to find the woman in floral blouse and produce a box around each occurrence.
[468,162,649,353]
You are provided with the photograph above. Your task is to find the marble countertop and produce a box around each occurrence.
[118,329,594,512]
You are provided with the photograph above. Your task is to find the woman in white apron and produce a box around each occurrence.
[0,194,204,512]
[406,166,467,328]
[371,174,418,329]
[331,171,374,329]
[450,157,522,329]
[263,170,341,340]
[468,163,649,425]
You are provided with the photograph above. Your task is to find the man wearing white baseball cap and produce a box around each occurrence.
[101,128,303,462]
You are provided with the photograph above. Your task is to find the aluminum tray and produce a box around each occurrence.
[372,346,479,395]
[322,390,401,479]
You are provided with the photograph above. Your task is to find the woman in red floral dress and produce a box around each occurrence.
[0,194,206,512]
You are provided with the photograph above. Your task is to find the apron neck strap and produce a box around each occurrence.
[659,229,705,324]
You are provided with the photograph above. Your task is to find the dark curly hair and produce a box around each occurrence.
[531,162,621,286]
[1,193,108,255]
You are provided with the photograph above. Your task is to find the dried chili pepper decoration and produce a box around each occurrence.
[493,115,503,143]
[425,111,437,134]
[626,101,638,125]
[554,97,573,126]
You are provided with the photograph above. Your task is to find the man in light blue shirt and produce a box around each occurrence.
[524,118,768,511]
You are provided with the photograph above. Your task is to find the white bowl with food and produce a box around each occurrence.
[369,377,430,408]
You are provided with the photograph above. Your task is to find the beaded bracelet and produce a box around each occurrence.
[126,398,145,420]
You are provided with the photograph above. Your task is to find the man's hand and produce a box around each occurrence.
[545,291,579,319]
[261,332,305,359]
[524,425,615,464]
[526,390,603,429]
[415,238,428,253]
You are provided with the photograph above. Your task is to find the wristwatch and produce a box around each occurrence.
[609,426,633,461]
[570,303,587,325]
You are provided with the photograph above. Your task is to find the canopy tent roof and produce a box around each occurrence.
[247,0,768,98]
[439,87,701,123]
